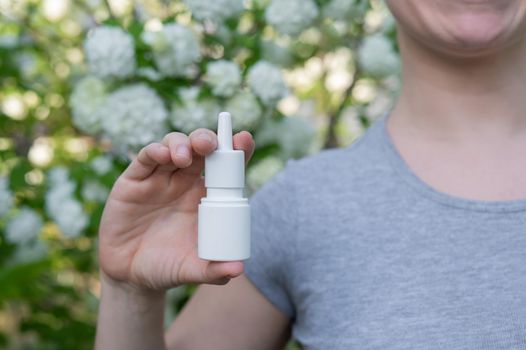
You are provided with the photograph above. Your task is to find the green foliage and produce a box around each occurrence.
[0,0,399,347]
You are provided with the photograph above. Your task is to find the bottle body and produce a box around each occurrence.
[198,198,250,261]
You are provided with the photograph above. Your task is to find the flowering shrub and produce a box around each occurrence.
[0,0,399,348]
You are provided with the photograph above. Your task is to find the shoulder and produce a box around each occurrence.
[250,117,394,222]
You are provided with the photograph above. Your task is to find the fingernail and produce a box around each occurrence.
[175,145,190,158]
[197,133,212,143]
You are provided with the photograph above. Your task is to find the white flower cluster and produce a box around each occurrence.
[85,26,136,79]
[137,67,162,81]
[247,61,289,106]
[69,76,106,134]
[247,156,284,192]
[47,166,69,186]
[91,155,113,175]
[16,52,38,79]
[5,207,43,244]
[323,0,368,21]
[0,34,17,49]
[225,91,262,131]
[260,40,293,67]
[358,34,400,77]
[183,0,244,22]
[205,60,241,97]
[101,84,168,149]
[82,181,109,203]
[4,203,47,263]
[0,176,13,217]
[255,116,315,158]
[142,24,201,77]
[265,0,319,36]
[171,87,220,133]
[45,168,88,238]
[70,79,167,149]
[278,117,316,158]
[13,239,48,264]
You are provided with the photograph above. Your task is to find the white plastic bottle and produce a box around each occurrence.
[198,112,251,261]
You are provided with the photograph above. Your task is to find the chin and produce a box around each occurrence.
[436,11,521,55]
[387,0,526,57]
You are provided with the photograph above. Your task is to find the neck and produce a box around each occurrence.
[391,28,526,141]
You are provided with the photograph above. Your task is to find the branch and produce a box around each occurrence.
[102,0,117,20]
[323,65,361,149]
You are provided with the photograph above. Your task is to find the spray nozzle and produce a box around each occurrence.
[217,112,233,151]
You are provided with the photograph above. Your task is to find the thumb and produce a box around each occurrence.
[203,261,245,285]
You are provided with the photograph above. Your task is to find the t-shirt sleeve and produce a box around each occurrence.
[244,161,298,319]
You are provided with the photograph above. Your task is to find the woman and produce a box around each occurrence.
[95,1,526,349]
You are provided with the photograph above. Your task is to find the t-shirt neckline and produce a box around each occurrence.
[378,112,526,213]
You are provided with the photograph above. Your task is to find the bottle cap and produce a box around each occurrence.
[204,112,245,189]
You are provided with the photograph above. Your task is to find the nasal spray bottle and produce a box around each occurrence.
[198,112,251,261]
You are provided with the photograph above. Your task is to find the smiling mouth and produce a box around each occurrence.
[442,0,510,9]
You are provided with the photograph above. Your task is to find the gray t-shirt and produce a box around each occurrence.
[244,113,526,349]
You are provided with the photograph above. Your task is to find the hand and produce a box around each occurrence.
[98,129,255,292]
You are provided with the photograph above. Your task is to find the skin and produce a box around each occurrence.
[386,0,526,201]
[96,130,290,350]
[96,1,526,349]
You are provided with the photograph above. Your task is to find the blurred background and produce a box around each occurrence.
[0,0,399,348]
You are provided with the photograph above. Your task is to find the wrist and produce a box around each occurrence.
[96,270,167,350]
[100,270,166,308]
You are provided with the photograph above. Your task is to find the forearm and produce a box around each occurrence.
[95,272,167,350]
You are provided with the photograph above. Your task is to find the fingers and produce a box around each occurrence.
[189,128,218,156]
[189,128,254,161]
[184,129,255,176]
[161,132,193,168]
[233,131,255,164]
[123,129,256,181]
[122,142,171,180]
[203,261,244,285]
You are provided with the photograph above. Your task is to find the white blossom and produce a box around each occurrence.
[100,84,168,149]
[247,156,284,191]
[0,0,27,20]
[265,0,319,36]
[0,177,13,217]
[69,76,106,134]
[82,181,109,203]
[170,87,220,133]
[54,199,88,237]
[255,116,315,158]
[323,0,368,21]
[46,177,88,238]
[278,117,316,158]
[16,52,38,79]
[205,60,241,97]
[142,24,201,77]
[47,167,70,187]
[225,91,262,131]
[84,26,136,79]
[247,61,289,106]
[13,238,48,264]
[5,207,43,244]
[0,34,18,48]
[91,155,113,175]
[260,40,293,67]
[183,0,244,22]
[381,11,397,33]
[358,34,400,77]
[137,67,162,81]
[215,25,234,45]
